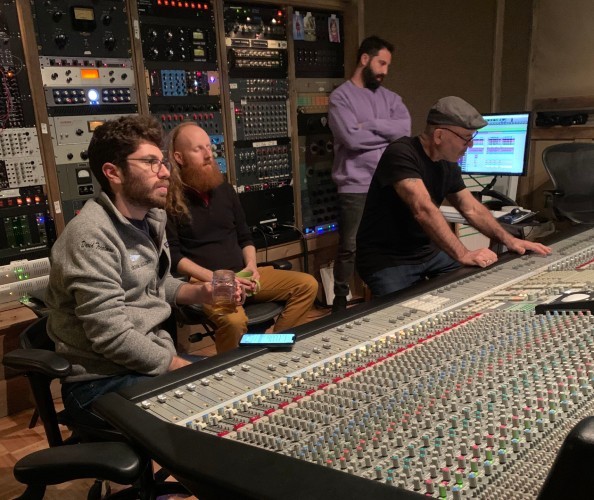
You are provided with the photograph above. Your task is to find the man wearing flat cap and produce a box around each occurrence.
[356,96,551,297]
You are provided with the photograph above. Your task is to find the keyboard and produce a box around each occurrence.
[497,210,537,224]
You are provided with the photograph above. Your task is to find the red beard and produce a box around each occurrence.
[181,160,224,193]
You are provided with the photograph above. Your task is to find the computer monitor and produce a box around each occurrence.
[459,111,531,177]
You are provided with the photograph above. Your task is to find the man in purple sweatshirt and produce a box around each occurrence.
[328,35,411,312]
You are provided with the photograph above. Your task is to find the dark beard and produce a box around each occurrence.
[362,64,382,90]
[181,160,224,193]
[122,169,168,209]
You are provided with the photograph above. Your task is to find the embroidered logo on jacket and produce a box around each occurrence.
[79,240,113,252]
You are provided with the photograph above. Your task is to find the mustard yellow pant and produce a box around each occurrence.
[201,266,318,353]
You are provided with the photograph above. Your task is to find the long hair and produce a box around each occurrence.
[165,123,195,221]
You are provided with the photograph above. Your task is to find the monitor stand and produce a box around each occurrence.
[471,176,517,210]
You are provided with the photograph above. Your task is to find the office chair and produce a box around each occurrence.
[12,442,144,500]
[176,260,291,344]
[176,301,286,343]
[542,143,594,224]
[2,316,188,499]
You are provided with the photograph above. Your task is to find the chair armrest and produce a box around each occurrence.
[21,297,50,318]
[175,303,209,324]
[2,348,71,379]
[260,259,292,271]
[14,442,142,486]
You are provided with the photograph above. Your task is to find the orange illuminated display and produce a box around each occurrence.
[81,69,99,79]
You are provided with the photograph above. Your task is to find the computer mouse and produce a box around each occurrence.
[510,208,521,215]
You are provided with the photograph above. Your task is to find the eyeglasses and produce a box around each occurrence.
[438,128,478,145]
[126,157,171,174]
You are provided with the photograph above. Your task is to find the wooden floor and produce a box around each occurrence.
[0,305,332,500]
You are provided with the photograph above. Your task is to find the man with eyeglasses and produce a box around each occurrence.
[45,115,242,429]
[356,96,551,297]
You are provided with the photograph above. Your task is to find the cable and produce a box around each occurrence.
[0,66,13,131]
[252,225,269,262]
[467,174,486,189]
[279,223,309,274]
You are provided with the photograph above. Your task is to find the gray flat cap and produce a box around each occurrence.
[427,96,488,130]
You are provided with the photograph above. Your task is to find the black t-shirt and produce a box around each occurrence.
[166,182,254,273]
[356,136,466,276]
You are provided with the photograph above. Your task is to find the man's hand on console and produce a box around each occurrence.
[506,238,552,256]
[459,248,499,268]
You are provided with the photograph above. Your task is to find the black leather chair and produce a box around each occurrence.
[12,442,144,500]
[542,143,594,224]
[2,316,187,499]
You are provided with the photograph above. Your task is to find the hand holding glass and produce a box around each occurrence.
[211,270,239,315]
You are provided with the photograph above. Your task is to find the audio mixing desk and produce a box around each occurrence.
[96,226,594,499]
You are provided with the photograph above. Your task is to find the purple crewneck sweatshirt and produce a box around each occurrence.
[328,80,411,193]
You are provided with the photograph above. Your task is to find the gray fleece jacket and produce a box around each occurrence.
[46,193,183,383]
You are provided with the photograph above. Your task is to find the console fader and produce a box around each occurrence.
[130,227,594,499]
[136,0,226,171]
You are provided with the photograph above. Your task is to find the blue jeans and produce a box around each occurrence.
[334,193,367,297]
[62,354,205,431]
[363,251,461,297]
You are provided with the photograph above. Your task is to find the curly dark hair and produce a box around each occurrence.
[88,115,164,196]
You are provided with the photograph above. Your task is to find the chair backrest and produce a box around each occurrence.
[6,316,66,447]
[542,142,594,197]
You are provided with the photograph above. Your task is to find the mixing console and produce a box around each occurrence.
[118,227,594,499]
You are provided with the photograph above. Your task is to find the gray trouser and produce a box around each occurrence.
[333,193,367,297]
